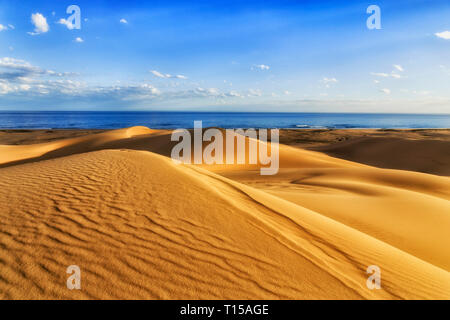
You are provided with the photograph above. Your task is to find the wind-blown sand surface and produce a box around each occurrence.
[0,127,449,299]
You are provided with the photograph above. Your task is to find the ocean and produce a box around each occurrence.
[0,111,449,129]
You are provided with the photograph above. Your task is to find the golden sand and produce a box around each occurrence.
[0,127,449,299]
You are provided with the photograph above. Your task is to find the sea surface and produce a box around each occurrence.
[0,111,449,129]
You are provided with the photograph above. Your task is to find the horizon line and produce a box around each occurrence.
[1,110,450,116]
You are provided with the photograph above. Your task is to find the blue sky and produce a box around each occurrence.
[0,0,449,112]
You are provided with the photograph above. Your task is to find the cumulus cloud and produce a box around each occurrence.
[150,70,187,79]
[0,57,43,80]
[0,57,76,83]
[0,65,161,99]
[28,13,49,35]
[380,88,391,94]
[0,57,252,106]
[252,64,270,71]
[75,37,84,43]
[435,31,450,40]
[120,18,128,24]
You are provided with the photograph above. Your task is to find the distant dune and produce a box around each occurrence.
[279,128,450,176]
[0,127,449,299]
[311,136,450,176]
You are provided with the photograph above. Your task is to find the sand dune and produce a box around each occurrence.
[0,127,449,299]
[0,126,157,166]
[311,136,450,176]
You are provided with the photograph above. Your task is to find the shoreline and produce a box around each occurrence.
[2,127,450,130]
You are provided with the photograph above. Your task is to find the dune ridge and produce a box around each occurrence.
[0,126,449,299]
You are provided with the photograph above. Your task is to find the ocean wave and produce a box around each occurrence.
[294,124,326,129]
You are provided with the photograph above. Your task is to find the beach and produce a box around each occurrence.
[0,127,449,299]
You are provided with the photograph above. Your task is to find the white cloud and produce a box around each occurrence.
[120,18,128,24]
[29,13,49,35]
[284,90,291,95]
[435,31,450,40]
[380,88,391,94]
[393,65,404,72]
[0,57,76,81]
[0,57,40,77]
[151,70,166,78]
[227,90,242,98]
[0,62,163,99]
[0,57,81,96]
[75,37,84,43]
[373,79,380,84]
[20,84,31,91]
[150,70,187,79]
[0,24,14,31]
[206,88,219,95]
[252,64,270,71]
[57,18,75,30]
[321,77,338,89]
[371,71,402,79]
[321,77,338,84]
[371,72,390,77]
[247,88,262,97]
